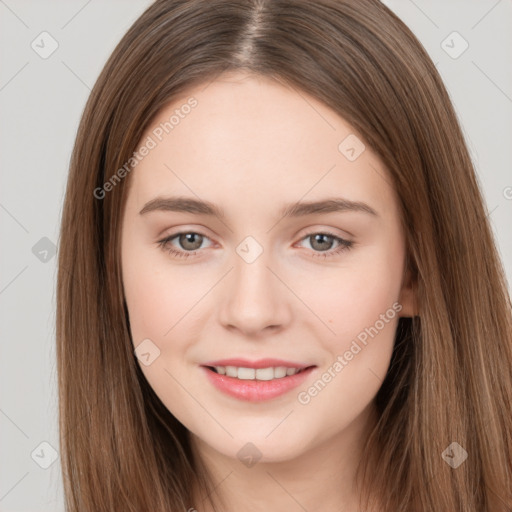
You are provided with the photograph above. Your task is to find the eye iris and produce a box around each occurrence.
[180,233,203,250]
[310,234,333,251]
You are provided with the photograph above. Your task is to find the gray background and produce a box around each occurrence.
[1,1,511,510]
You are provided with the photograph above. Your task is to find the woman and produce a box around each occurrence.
[56,0,512,510]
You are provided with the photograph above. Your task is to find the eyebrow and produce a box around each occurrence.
[139,196,378,219]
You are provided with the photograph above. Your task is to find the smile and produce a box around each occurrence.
[209,365,305,380]
[202,364,316,402]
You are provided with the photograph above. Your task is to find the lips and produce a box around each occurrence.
[201,358,312,369]
[201,358,316,402]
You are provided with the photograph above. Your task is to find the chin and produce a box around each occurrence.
[201,429,314,465]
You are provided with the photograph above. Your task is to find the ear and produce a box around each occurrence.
[398,266,419,317]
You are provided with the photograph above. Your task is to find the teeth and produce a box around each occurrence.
[274,367,287,378]
[255,367,274,381]
[213,365,303,380]
[237,367,255,380]
[226,366,237,377]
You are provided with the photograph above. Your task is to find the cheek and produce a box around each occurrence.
[123,260,205,346]
[294,247,404,345]
[122,253,207,414]
[294,265,400,428]
[290,242,404,410]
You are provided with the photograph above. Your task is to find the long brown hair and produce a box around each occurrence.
[56,0,512,510]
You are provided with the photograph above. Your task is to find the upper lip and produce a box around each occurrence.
[202,358,314,369]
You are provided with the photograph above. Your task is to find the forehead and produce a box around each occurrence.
[126,72,398,221]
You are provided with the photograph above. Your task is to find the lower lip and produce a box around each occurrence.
[201,366,315,402]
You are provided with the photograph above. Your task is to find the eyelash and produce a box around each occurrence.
[157,231,353,260]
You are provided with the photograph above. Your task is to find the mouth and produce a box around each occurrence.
[204,365,314,380]
[201,361,317,402]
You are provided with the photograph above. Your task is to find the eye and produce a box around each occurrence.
[296,231,353,259]
[157,230,353,259]
[157,231,212,259]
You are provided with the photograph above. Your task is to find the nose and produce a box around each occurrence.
[218,248,292,337]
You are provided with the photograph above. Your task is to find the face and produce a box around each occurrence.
[120,72,414,464]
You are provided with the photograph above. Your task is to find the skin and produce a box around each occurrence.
[120,71,416,512]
